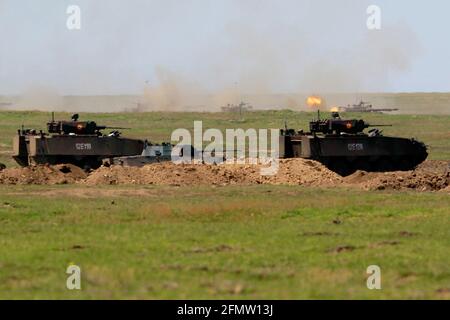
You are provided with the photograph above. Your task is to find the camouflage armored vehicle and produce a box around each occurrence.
[279,112,428,175]
[13,114,144,169]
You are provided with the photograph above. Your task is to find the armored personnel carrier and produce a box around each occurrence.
[279,112,428,175]
[13,114,145,169]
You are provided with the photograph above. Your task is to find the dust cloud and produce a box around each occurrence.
[130,23,422,112]
[15,86,64,111]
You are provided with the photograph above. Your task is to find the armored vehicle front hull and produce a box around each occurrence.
[13,134,144,169]
[280,134,428,175]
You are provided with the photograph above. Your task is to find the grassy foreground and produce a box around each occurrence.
[0,185,448,299]
[0,110,449,167]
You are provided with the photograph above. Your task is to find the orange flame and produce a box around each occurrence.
[306,96,322,108]
[330,106,339,112]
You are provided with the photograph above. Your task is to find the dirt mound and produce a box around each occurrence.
[0,160,448,192]
[84,159,342,186]
[344,161,450,191]
[0,164,86,185]
[85,159,448,191]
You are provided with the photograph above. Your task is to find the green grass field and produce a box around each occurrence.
[0,110,448,299]
[0,185,448,299]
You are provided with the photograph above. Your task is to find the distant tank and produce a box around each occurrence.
[13,113,145,169]
[280,112,428,175]
[338,100,398,113]
[221,101,253,113]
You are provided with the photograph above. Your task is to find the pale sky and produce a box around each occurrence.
[0,0,449,95]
